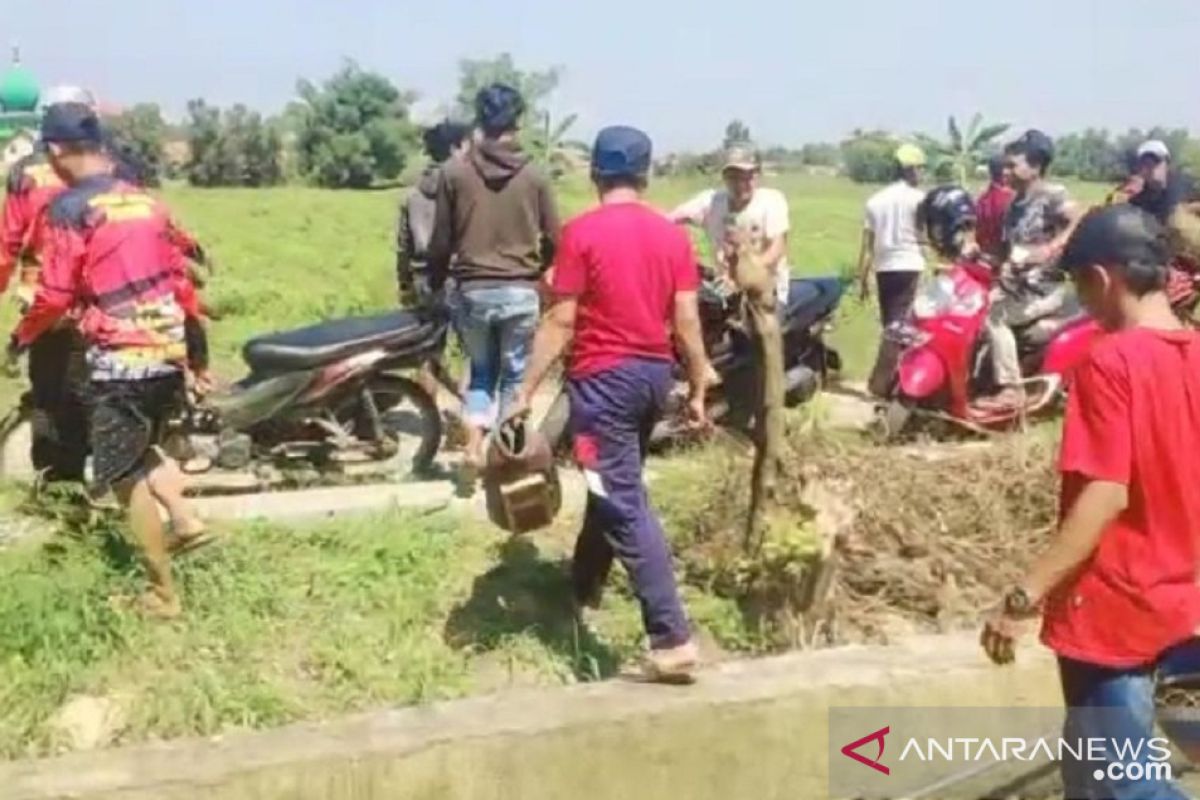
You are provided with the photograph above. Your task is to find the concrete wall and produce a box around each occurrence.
[2,634,1062,800]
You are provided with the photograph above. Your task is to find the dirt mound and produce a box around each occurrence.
[674,429,1057,649]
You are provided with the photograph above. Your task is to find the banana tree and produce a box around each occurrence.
[526,111,586,179]
[919,114,1010,184]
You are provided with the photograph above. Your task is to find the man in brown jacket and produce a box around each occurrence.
[429,83,560,486]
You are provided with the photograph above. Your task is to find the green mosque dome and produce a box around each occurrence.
[0,51,39,113]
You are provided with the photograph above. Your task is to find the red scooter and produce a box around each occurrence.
[876,260,1101,438]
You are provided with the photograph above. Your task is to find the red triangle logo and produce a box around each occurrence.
[841,726,891,776]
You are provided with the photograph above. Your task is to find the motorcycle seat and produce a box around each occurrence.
[1014,294,1088,347]
[243,310,437,372]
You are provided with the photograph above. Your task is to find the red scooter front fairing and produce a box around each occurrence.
[897,346,946,400]
[888,259,1101,433]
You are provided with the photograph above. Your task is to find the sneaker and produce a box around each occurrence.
[641,641,700,685]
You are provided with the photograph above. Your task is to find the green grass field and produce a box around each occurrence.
[0,173,1106,758]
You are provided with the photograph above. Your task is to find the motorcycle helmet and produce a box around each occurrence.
[922,185,977,259]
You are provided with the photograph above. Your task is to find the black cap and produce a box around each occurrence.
[591,126,652,180]
[41,102,103,145]
[1059,205,1168,273]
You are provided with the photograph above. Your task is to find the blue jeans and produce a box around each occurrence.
[450,284,540,428]
[1058,655,1189,800]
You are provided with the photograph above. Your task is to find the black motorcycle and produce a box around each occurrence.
[165,307,451,481]
[538,274,845,451]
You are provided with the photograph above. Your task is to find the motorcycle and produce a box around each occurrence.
[164,307,449,483]
[539,272,845,451]
[875,259,1101,439]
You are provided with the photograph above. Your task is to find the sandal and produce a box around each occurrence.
[137,590,182,620]
[168,525,217,556]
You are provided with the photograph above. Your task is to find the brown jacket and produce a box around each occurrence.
[429,138,560,287]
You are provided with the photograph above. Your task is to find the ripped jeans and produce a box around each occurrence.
[450,284,540,428]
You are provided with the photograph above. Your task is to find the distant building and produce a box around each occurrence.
[0,46,40,171]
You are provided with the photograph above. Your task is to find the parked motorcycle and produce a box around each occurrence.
[165,308,448,481]
[539,272,845,452]
[875,259,1101,439]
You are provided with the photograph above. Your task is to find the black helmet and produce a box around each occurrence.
[475,84,525,137]
[1060,205,1168,274]
[922,185,977,258]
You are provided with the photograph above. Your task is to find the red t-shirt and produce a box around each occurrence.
[1040,327,1200,667]
[552,201,699,378]
[975,182,1015,258]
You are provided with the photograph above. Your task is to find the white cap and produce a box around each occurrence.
[1137,139,1171,161]
[42,85,97,109]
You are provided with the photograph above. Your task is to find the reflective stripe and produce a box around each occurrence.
[92,269,172,311]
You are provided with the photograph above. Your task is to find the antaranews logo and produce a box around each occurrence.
[840,726,891,776]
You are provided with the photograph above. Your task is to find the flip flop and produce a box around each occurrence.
[168,525,217,556]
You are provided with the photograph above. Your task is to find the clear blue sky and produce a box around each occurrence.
[5,0,1200,151]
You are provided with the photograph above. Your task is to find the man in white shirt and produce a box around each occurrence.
[858,144,928,395]
[669,144,792,307]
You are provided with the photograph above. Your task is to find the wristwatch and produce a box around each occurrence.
[1003,586,1036,617]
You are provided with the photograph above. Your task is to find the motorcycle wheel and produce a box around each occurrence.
[352,375,442,476]
[872,400,912,443]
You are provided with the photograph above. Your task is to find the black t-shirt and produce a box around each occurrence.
[1131,169,1199,225]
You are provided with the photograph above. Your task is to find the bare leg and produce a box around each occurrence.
[145,450,203,536]
[114,473,181,617]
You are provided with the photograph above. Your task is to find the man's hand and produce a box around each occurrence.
[187,368,216,397]
[980,608,1026,665]
[3,336,22,378]
[686,389,709,432]
[502,389,533,426]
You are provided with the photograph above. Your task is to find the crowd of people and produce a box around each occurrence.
[7,80,1200,794]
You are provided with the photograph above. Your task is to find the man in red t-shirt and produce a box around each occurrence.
[974,155,1015,261]
[508,126,711,682]
[982,205,1200,799]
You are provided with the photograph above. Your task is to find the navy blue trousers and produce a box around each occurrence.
[567,358,690,650]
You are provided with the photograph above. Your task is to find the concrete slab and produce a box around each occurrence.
[189,481,456,525]
[1,633,1062,800]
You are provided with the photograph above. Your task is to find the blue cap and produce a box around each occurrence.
[41,102,103,145]
[591,126,652,180]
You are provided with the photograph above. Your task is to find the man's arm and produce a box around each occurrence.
[0,168,32,295]
[396,199,415,299]
[673,290,708,398]
[537,174,561,269]
[1022,479,1127,601]
[426,170,454,290]
[667,190,713,226]
[516,297,576,404]
[12,221,84,348]
[856,228,875,298]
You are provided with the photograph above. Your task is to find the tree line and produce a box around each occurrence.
[658,116,1200,186]
[104,78,1200,190]
[99,53,583,190]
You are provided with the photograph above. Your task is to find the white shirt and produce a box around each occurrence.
[672,187,792,303]
[864,181,926,273]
